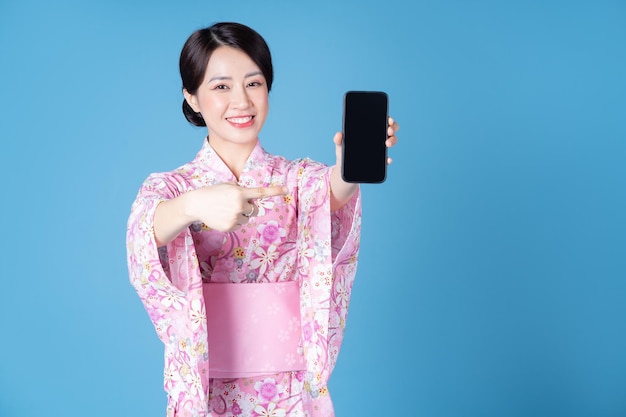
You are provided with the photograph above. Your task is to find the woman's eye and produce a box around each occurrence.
[248,81,262,87]
[214,84,229,90]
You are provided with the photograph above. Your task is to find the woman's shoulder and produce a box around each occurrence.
[138,159,201,196]
[265,153,331,193]
[267,151,328,171]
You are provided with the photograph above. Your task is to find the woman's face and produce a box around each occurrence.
[185,46,269,150]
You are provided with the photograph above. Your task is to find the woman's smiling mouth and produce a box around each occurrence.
[227,116,255,127]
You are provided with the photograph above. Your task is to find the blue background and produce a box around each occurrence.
[1,0,625,416]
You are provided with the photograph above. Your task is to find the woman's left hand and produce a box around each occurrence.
[385,116,400,164]
[330,116,400,210]
[333,115,400,167]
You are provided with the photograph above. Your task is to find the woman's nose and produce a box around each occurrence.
[231,86,251,109]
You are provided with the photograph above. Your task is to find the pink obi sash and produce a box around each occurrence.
[203,281,306,378]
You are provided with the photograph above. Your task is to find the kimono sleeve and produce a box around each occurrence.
[295,158,362,388]
[327,189,361,372]
[126,172,211,416]
[126,172,193,344]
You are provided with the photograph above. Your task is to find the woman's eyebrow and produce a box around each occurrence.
[208,71,263,83]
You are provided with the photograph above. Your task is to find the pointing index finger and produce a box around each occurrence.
[242,186,288,200]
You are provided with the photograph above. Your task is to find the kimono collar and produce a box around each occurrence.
[194,138,274,187]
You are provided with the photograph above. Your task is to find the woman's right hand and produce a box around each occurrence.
[154,183,288,247]
[186,183,288,232]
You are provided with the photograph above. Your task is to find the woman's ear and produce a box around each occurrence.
[183,89,200,113]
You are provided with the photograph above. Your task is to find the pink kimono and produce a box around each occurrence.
[126,139,361,417]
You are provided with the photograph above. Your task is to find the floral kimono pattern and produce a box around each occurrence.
[126,139,361,417]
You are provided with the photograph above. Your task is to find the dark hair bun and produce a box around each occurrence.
[182,99,206,127]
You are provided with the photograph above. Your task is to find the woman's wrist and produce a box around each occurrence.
[179,189,201,225]
[154,191,198,246]
[330,165,359,211]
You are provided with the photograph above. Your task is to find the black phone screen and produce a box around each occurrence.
[341,91,388,183]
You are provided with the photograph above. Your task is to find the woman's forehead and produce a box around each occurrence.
[205,46,261,77]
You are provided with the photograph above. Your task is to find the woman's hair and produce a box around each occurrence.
[179,22,274,127]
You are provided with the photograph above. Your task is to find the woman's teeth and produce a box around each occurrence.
[228,116,253,123]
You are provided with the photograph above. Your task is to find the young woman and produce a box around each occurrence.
[126,22,399,417]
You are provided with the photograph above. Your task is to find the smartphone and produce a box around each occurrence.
[341,91,389,183]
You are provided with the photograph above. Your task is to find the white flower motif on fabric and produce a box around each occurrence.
[254,403,287,417]
[163,364,180,390]
[297,240,315,272]
[188,372,203,396]
[250,244,278,275]
[334,279,350,309]
[199,260,212,280]
[188,298,206,331]
[158,289,185,311]
[254,198,275,216]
